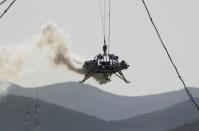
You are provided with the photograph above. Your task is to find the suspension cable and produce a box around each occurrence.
[0,0,16,20]
[100,0,111,51]
[108,0,111,54]
[100,0,105,44]
[104,0,106,45]
[141,0,199,112]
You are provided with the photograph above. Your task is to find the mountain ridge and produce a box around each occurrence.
[0,94,129,131]
[111,97,199,131]
[7,81,199,120]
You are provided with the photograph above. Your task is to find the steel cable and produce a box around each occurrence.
[0,0,16,20]
[141,0,199,112]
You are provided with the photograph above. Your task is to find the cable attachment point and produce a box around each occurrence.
[103,44,107,54]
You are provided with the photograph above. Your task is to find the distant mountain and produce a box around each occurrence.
[168,119,199,131]
[0,95,128,131]
[112,98,199,131]
[8,82,199,120]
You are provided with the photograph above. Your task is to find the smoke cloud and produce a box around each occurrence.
[0,22,108,88]
[37,22,85,74]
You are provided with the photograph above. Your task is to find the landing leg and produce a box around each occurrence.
[103,73,110,81]
[79,73,92,83]
[115,71,130,83]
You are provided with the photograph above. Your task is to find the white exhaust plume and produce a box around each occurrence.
[0,22,108,87]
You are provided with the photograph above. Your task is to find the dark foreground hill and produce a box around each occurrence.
[168,120,199,131]
[0,95,127,131]
[112,98,199,131]
[1,94,199,131]
[8,82,199,120]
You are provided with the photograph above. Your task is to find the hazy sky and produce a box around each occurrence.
[0,0,199,96]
